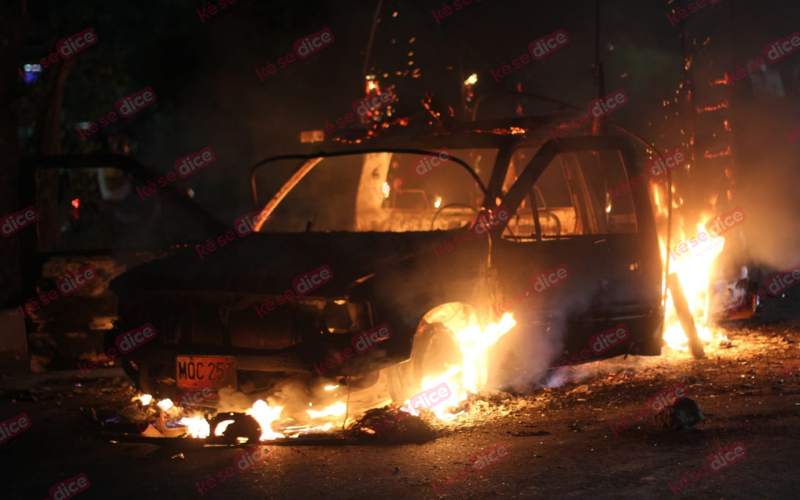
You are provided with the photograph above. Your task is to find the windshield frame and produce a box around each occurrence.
[248,148,491,231]
[250,148,490,205]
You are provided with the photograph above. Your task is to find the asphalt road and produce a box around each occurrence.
[2,294,800,500]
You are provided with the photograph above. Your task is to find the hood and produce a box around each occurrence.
[110,231,459,296]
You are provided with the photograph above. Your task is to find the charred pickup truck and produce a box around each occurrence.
[98,115,665,405]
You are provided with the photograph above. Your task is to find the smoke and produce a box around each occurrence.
[215,386,257,413]
[729,98,800,273]
[542,354,659,389]
[216,379,310,414]
[491,317,565,392]
[489,280,602,393]
[215,377,353,426]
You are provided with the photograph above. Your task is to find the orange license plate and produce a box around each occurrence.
[176,356,236,390]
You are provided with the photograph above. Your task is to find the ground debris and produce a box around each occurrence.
[652,397,704,430]
[508,430,550,437]
[346,405,437,443]
[568,421,584,432]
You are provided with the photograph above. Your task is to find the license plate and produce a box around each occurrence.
[176,356,237,390]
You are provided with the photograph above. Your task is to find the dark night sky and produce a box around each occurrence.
[13,0,800,263]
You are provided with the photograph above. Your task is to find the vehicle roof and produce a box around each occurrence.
[301,112,591,154]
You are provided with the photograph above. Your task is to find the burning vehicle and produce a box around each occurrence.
[78,111,669,436]
[19,99,750,441]
[9,0,758,441]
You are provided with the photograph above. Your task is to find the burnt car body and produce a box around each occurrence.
[100,115,665,404]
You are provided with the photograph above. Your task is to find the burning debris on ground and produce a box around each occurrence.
[346,406,438,444]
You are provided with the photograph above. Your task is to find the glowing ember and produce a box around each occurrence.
[139,394,153,406]
[697,101,729,113]
[282,422,335,436]
[307,402,347,420]
[324,385,339,391]
[365,75,378,93]
[245,400,285,441]
[157,399,173,411]
[179,416,210,439]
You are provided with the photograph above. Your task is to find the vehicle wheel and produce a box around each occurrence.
[387,322,463,403]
